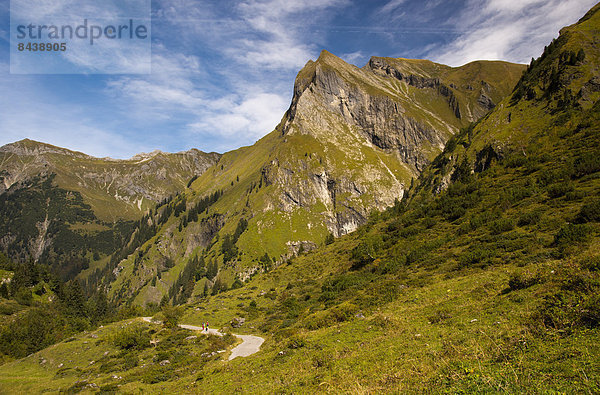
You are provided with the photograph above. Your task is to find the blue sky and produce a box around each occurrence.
[0,0,596,158]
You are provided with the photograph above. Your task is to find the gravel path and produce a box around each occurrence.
[141,317,264,360]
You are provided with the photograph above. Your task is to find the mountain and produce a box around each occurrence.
[0,139,220,279]
[1,3,599,392]
[0,139,220,221]
[104,52,524,305]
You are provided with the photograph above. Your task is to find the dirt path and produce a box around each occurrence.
[141,317,264,360]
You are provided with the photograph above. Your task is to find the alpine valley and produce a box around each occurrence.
[0,3,599,393]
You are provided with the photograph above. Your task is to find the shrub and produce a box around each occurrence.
[575,199,600,223]
[324,233,335,245]
[547,182,574,198]
[504,153,530,168]
[458,246,491,268]
[14,288,33,306]
[421,217,437,229]
[161,305,183,329]
[489,218,515,235]
[397,225,422,238]
[554,223,592,247]
[351,235,383,268]
[579,256,600,271]
[503,183,536,204]
[287,335,306,349]
[579,294,600,328]
[531,267,600,332]
[470,210,501,230]
[112,323,150,350]
[565,190,586,201]
[280,296,301,319]
[507,271,540,291]
[428,308,451,324]
[573,152,600,178]
[518,210,542,227]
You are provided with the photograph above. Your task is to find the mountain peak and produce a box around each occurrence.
[0,139,91,159]
[130,149,165,161]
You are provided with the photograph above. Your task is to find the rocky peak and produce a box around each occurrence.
[0,139,91,159]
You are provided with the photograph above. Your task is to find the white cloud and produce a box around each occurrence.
[228,0,349,70]
[99,0,348,153]
[429,0,598,66]
[188,92,287,142]
[379,0,408,15]
[10,0,152,74]
[340,51,365,66]
[106,49,206,111]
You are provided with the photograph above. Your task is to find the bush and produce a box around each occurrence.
[504,153,529,168]
[428,308,451,324]
[459,246,492,268]
[324,233,335,245]
[489,218,515,235]
[531,267,600,332]
[565,190,586,201]
[579,256,600,271]
[507,271,540,291]
[579,294,600,328]
[421,217,437,229]
[554,224,592,247]
[469,210,501,230]
[350,235,383,268]
[14,288,32,306]
[575,199,600,223]
[161,306,183,329]
[518,210,542,227]
[111,323,150,350]
[547,182,574,198]
[573,152,600,178]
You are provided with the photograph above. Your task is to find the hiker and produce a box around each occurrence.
[205,322,209,332]
[201,322,205,331]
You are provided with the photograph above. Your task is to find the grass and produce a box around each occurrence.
[0,317,236,393]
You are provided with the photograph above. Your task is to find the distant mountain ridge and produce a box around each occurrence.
[0,139,220,279]
[0,139,221,221]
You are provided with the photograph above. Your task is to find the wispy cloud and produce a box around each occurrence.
[188,92,287,139]
[428,0,598,66]
[378,0,408,17]
[340,50,365,65]
[230,0,349,70]
[10,0,151,74]
[100,0,349,153]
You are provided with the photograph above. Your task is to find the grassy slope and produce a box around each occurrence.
[0,318,236,393]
